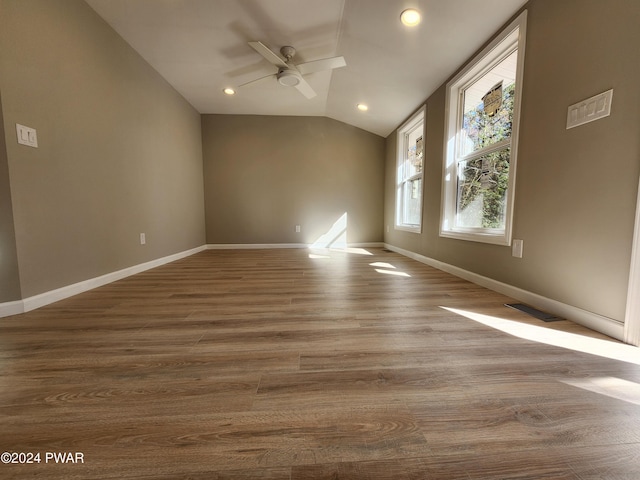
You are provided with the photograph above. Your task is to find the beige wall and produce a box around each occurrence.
[202,115,384,246]
[0,91,21,302]
[0,0,206,298]
[384,0,640,322]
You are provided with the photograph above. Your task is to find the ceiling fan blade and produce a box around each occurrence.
[238,73,276,88]
[297,56,346,75]
[248,41,288,68]
[294,77,317,99]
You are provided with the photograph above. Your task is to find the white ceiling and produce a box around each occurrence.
[86,0,527,137]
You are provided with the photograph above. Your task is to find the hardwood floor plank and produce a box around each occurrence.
[291,457,440,480]
[564,443,640,479]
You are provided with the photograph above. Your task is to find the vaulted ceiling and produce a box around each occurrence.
[86,0,527,137]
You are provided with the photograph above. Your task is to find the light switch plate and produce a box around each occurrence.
[16,124,38,148]
[566,89,613,129]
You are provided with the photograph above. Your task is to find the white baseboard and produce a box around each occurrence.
[207,242,384,250]
[384,243,625,342]
[0,300,25,318]
[0,245,207,319]
[207,243,309,249]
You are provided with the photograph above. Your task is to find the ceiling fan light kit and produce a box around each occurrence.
[277,69,301,87]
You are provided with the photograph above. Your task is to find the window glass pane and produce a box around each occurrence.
[456,147,510,229]
[396,106,425,231]
[405,128,423,178]
[460,50,517,156]
[440,12,525,244]
[403,178,422,225]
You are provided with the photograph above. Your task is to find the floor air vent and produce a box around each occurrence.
[505,303,562,322]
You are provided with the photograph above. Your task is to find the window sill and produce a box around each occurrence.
[395,225,422,234]
[440,228,510,246]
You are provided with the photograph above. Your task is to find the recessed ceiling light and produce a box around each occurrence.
[223,88,236,95]
[357,103,369,112]
[400,8,421,27]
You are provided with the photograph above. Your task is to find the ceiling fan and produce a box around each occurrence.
[240,41,346,99]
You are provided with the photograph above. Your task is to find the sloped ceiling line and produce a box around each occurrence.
[86,0,527,137]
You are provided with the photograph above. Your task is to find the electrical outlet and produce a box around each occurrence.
[295,225,301,233]
[512,239,523,258]
[140,233,146,245]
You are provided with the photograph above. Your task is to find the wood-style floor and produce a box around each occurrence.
[1,248,639,479]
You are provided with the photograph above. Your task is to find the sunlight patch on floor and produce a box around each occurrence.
[308,247,373,259]
[375,269,411,277]
[561,377,640,405]
[369,262,410,277]
[308,253,331,259]
[441,306,640,365]
[370,262,395,269]
[343,247,374,255]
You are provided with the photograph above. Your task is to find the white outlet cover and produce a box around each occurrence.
[512,239,523,258]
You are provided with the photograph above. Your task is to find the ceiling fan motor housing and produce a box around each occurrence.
[277,68,301,87]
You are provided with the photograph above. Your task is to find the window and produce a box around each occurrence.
[396,106,425,232]
[441,11,527,245]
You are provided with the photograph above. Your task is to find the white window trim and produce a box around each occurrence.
[440,11,527,246]
[395,105,426,233]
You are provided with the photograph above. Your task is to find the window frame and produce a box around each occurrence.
[440,11,527,246]
[395,105,426,233]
